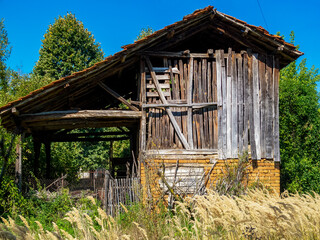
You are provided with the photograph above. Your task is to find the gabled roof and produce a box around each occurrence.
[0,6,303,132]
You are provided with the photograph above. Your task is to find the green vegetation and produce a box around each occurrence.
[136,26,154,41]
[2,189,320,239]
[279,32,320,193]
[0,19,12,92]
[32,13,104,81]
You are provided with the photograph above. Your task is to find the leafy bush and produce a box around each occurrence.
[0,177,27,218]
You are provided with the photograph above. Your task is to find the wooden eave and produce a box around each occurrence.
[19,110,141,132]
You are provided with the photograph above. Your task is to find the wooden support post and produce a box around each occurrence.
[104,170,111,213]
[139,57,147,170]
[45,141,51,179]
[15,133,24,192]
[110,141,114,177]
[33,137,41,177]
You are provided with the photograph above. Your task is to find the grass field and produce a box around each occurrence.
[1,188,320,240]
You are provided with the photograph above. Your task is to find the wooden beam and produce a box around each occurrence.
[24,120,139,131]
[147,149,218,155]
[145,57,190,150]
[140,50,190,58]
[54,131,130,137]
[21,110,142,123]
[142,102,217,109]
[50,136,130,142]
[98,82,139,111]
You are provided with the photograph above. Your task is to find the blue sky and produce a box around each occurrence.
[1,0,319,76]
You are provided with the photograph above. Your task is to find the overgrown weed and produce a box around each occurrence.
[2,189,320,239]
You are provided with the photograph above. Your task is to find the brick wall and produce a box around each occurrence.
[140,157,280,199]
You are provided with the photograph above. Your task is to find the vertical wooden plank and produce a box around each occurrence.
[182,62,188,139]
[147,60,154,149]
[221,50,227,159]
[243,53,249,153]
[202,58,209,149]
[104,170,110,212]
[197,60,204,148]
[237,57,244,155]
[167,60,175,147]
[147,110,152,149]
[174,59,182,148]
[231,51,238,158]
[187,57,194,149]
[226,48,232,158]
[273,57,280,162]
[265,55,274,159]
[163,58,170,148]
[212,60,218,149]
[207,61,213,149]
[247,51,257,159]
[193,60,198,149]
[252,53,261,160]
[179,60,185,100]
[216,50,224,159]
[259,54,266,159]
[139,58,147,153]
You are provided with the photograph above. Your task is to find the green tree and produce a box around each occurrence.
[0,19,12,91]
[136,26,154,41]
[279,32,320,193]
[32,13,104,81]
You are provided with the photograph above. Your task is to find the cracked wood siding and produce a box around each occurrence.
[141,50,280,161]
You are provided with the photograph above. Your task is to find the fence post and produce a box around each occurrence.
[104,170,110,213]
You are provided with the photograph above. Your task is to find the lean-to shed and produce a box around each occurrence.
[0,6,303,193]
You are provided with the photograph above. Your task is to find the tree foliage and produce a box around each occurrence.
[0,19,12,91]
[32,13,104,81]
[136,26,154,41]
[279,32,320,193]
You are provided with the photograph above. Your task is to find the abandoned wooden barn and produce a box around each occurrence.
[0,6,303,194]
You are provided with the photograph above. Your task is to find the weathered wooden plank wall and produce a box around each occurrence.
[141,49,280,161]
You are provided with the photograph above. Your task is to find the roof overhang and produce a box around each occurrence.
[0,6,303,133]
[18,110,141,132]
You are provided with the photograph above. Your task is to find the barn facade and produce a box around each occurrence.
[0,6,303,194]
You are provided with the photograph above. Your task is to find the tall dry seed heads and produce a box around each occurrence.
[1,191,320,239]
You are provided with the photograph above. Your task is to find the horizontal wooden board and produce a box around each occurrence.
[145,67,180,74]
[146,91,171,97]
[146,83,170,89]
[146,74,170,81]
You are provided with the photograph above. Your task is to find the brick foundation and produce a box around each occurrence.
[141,157,280,198]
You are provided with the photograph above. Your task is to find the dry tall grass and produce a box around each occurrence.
[1,191,320,240]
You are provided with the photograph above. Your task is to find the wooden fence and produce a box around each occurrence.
[102,172,141,216]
